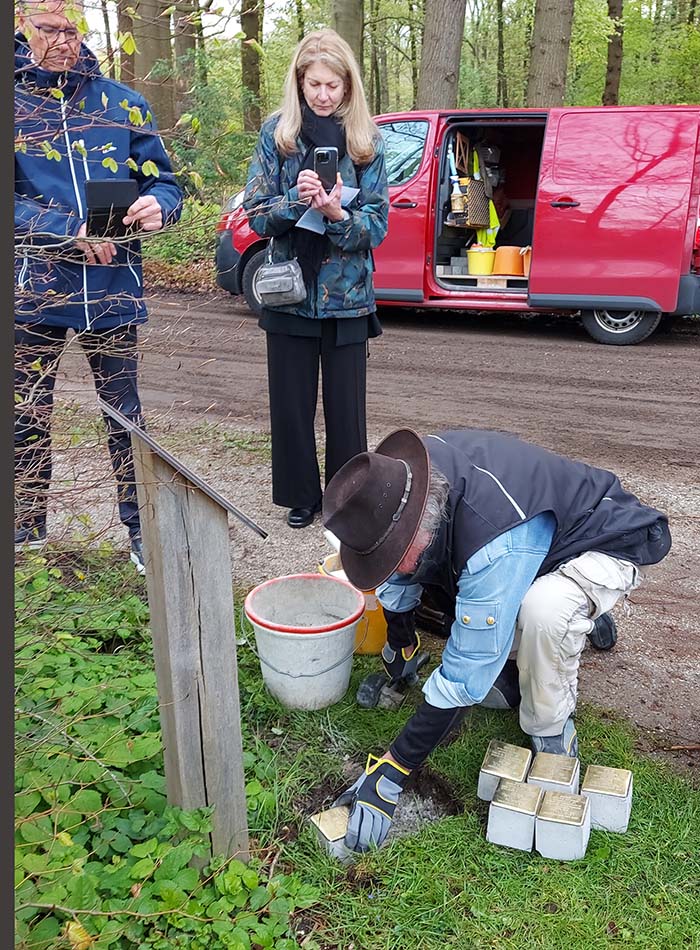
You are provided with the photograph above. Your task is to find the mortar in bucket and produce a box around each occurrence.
[244,573,366,710]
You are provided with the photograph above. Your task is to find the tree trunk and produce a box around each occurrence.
[295,0,305,42]
[379,37,389,114]
[133,0,176,133]
[173,0,197,117]
[525,0,574,107]
[369,0,379,112]
[117,0,135,83]
[416,0,467,109]
[689,0,697,25]
[331,0,364,71]
[241,0,263,131]
[101,0,116,79]
[407,0,419,107]
[602,0,624,106]
[496,0,508,107]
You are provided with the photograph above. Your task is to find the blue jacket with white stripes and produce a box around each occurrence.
[14,35,183,331]
[412,429,671,602]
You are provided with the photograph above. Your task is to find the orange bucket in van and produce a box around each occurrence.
[318,552,387,654]
[493,246,524,276]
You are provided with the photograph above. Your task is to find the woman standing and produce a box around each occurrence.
[243,29,389,528]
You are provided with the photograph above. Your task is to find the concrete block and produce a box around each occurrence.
[477,740,532,801]
[486,778,543,851]
[535,790,591,861]
[527,752,580,795]
[309,806,354,864]
[581,765,633,833]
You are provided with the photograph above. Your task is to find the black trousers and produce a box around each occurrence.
[265,324,368,508]
[14,322,143,538]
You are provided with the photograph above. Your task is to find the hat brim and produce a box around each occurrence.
[339,428,430,591]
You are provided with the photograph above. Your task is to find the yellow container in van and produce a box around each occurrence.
[318,552,387,654]
[467,247,496,275]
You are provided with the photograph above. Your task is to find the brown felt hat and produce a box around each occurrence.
[322,428,430,591]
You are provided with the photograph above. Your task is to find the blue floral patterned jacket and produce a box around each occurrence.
[243,115,389,319]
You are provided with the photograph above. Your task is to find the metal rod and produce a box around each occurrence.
[97,398,268,539]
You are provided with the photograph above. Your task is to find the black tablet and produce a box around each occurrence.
[85,179,139,238]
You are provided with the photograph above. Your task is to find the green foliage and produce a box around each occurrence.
[15,556,319,950]
[142,197,220,265]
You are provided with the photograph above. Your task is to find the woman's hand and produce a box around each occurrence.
[296,169,324,204]
[311,172,345,221]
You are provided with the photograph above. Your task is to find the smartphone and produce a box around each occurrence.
[85,179,139,238]
[313,147,339,193]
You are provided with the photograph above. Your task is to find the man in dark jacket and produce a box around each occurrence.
[14,0,183,570]
[322,428,671,852]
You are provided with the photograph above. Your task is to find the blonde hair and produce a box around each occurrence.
[274,29,379,165]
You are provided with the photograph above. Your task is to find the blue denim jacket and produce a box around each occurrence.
[376,512,556,708]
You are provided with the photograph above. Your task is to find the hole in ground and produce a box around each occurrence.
[299,765,464,846]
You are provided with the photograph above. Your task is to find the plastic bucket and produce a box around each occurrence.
[244,573,366,710]
[318,553,387,655]
[493,245,524,276]
[467,247,495,275]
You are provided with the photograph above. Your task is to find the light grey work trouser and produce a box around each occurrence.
[513,551,640,736]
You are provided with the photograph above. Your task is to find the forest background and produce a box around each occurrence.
[66,0,700,281]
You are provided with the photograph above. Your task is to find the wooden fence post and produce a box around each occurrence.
[99,401,267,862]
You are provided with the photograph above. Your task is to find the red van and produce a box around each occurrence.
[215,106,700,345]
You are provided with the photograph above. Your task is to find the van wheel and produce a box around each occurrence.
[241,249,267,315]
[580,308,661,345]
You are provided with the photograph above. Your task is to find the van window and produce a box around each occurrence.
[553,112,691,184]
[378,120,429,185]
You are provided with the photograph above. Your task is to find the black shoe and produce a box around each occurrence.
[15,522,47,549]
[588,612,617,651]
[287,500,322,529]
[480,658,521,709]
[130,537,146,575]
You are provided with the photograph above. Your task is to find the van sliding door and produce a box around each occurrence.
[529,108,698,313]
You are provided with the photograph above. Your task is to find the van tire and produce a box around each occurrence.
[580,308,662,345]
[242,248,267,316]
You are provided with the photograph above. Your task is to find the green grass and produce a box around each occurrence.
[15,561,700,950]
[236,632,700,950]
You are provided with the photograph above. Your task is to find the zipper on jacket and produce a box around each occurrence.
[61,100,91,329]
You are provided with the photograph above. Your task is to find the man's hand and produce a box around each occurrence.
[335,754,410,852]
[75,223,117,265]
[381,634,421,684]
[123,195,163,232]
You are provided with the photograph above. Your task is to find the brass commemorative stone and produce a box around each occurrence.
[481,740,532,781]
[309,805,349,842]
[581,765,632,797]
[478,740,532,801]
[492,778,543,816]
[537,790,589,826]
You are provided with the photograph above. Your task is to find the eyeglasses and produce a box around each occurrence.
[27,19,82,42]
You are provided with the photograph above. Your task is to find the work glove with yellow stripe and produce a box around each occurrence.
[381,633,422,685]
[335,754,410,852]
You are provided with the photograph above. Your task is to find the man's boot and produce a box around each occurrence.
[588,612,617,651]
